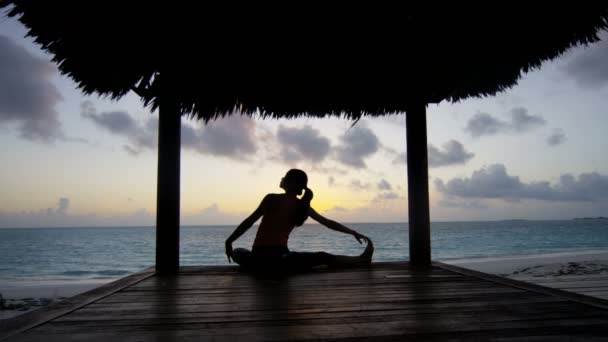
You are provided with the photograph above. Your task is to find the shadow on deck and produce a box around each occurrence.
[2,262,608,341]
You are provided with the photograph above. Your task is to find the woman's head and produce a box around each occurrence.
[281,169,313,227]
[280,169,308,195]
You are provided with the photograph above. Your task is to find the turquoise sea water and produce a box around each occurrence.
[1,220,607,283]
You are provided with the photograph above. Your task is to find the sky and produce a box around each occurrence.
[1,13,608,227]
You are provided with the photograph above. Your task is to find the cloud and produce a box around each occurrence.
[350,179,371,191]
[464,108,546,138]
[0,197,155,228]
[0,198,247,227]
[547,129,567,146]
[428,140,474,167]
[57,198,70,215]
[81,102,157,154]
[82,102,258,159]
[435,164,608,202]
[464,113,507,137]
[320,200,407,223]
[0,35,64,142]
[377,179,392,191]
[335,125,380,168]
[392,140,474,168]
[372,191,402,202]
[276,125,331,163]
[392,153,407,165]
[181,203,246,226]
[326,206,347,212]
[193,115,257,159]
[563,37,608,88]
[510,107,546,132]
[437,198,487,209]
[328,176,335,187]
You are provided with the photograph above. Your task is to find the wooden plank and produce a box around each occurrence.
[11,324,608,342]
[14,316,608,341]
[54,301,602,324]
[83,295,568,313]
[95,288,530,305]
[63,299,575,319]
[40,309,608,333]
[120,281,501,294]
[114,283,521,296]
[0,267,155,341]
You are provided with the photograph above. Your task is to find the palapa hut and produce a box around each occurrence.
[3,2,608,273]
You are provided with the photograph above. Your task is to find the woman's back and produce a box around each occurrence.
[253,194,298,247]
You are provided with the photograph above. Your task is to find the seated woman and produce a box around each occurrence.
[225,169,374,273]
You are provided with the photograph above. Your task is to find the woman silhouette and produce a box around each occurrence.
[225,169,373,272]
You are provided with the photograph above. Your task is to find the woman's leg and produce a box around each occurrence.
[289,240,374,270]
[232,248,253,267]
[328,239,374,266]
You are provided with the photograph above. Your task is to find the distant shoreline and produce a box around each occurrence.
[1,218,607,229]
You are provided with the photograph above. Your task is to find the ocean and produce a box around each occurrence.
[1,220,608,284]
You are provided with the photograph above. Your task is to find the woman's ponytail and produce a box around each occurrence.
[295,187,313,227]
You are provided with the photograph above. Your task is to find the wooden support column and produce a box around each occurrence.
[155,94,181,274]
[406,102,431,267]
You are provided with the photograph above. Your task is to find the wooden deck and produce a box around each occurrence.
[2,262,608,341]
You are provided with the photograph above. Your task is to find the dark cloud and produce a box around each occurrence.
[0,35,64,142]
[82,102,257,159]
[276,125,331,163]
[195,116,257,158]
[372,191,404,202]
[510,107,546,132]
[81,102,156,154]
[57,198,69,215]
[435,164,608,202]
[437,198,486,209]
[428,140,474,167]
[392,140,473,168]
[377,179,392,191]
[465,108,546,138]
[335,125,380,168]
[376,192,400,200]
[464,113,507,138]
[547,129,567,146]
[350,179,371,191]
[563,37,608,88]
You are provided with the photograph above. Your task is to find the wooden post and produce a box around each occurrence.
[155,94,181,274]
[406,102,431,267]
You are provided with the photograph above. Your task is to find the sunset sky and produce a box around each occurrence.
[1,13,608,227]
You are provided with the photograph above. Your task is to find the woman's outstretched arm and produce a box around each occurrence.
[308,207,370,244]
[225,195,268,262]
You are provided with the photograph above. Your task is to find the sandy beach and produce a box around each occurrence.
[0,280,105,320]
[447,250,608,300]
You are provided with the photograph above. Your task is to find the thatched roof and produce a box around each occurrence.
[3,3,608,121]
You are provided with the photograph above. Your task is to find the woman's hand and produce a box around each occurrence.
[225,240,234,263]
[352,231,370,244]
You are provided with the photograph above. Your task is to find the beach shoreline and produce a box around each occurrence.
[442,249,608,277]
[0,280,107,320]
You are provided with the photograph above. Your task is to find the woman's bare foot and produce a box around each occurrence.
[360,239,374,263]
